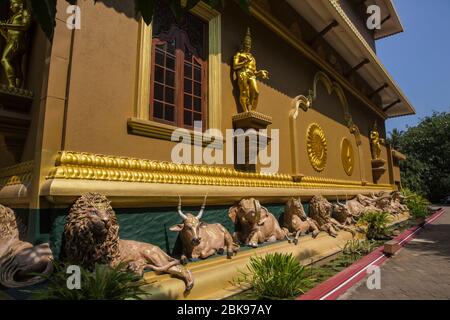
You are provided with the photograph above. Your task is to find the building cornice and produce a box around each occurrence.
[282,0,415,118]
[249,2,388,120]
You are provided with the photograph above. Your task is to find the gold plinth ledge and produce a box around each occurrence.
[0,161,34,187]
[232,111,272,130]
[46,151,393,191]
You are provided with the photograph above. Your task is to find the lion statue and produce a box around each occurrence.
[309,195,355,238]
[0,204,53,288]
[62,193,194,291]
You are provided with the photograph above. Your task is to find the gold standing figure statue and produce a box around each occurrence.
[370,121,385,160]
[0,0,31,89]
[233,28,269,112]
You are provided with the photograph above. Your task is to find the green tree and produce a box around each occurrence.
[386,128,403,150]
[392,111,450,201]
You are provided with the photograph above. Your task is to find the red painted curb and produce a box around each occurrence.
[297,208,445,300]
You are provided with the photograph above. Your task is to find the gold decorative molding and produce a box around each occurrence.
[46,151,393,191]
[0,161,34,187]
[341,138,354,176]
[47,151,294,188]
[306,123,327,172]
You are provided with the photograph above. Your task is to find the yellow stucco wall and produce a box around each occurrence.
[48,1,390,185]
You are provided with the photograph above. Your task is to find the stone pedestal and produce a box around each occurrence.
[371,158,386,183]
[0,84,34,112]
[232,111,272,173]
[0,85,34,162]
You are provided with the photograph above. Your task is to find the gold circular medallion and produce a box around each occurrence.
[341,138,354,176]
[306,123,327,172]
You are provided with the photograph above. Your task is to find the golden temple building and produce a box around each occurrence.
[0,0,414,298]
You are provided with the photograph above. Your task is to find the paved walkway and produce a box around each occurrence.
[340,207,450,300]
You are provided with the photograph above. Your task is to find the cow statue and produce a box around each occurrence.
[368,192,400,215]
[170,196,239,263]
[350,194,382,215]
[390,191,409,214]
[332,196,358,226]
[283,197,320,245]
[309,195,355,238]
[228,198,290,248]
[332,195,379,225]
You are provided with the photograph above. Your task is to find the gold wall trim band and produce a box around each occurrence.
[0,161,34,187]
[46,151,393,191]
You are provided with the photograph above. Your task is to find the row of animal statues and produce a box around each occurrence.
[0,191,409,291]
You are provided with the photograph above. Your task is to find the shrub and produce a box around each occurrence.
[359,211,392,240]
[343,239,378,261]
[234,253,311,299]
[401,188,431,219]
[31,261,148,300]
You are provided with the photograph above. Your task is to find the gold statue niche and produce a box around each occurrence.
[0,0,32,89]
[370,121,385,160]
[233,28,269,112]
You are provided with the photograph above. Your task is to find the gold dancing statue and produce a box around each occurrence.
[233,28,269,112]
[0,0,31,89]
[370,121,385,160]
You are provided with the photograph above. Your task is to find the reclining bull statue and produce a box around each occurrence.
[170,196,239,263]
[332,195,380,225]
[0,204,53,288]
[228,198,290,247]
[362,192,408,215]
[309,195,355,238]
[332,197,359,226]
[283,197,320,244]
[376,191,409,215]
[390,191,409,214]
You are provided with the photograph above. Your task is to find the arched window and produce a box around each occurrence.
[150,5,208,130]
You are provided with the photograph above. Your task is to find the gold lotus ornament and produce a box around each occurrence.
[341,138,354,176]
[306,123,327,172]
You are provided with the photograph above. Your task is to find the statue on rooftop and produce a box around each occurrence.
[0,0,32,89]
[233,28,269,112]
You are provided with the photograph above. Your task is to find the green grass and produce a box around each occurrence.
[359,211,392,240]
[228,240,384,301]
[228,215,422,301]
[30,261,149,300]
[232,253,313,300]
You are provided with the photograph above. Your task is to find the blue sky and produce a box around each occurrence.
[377,0,450,133]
